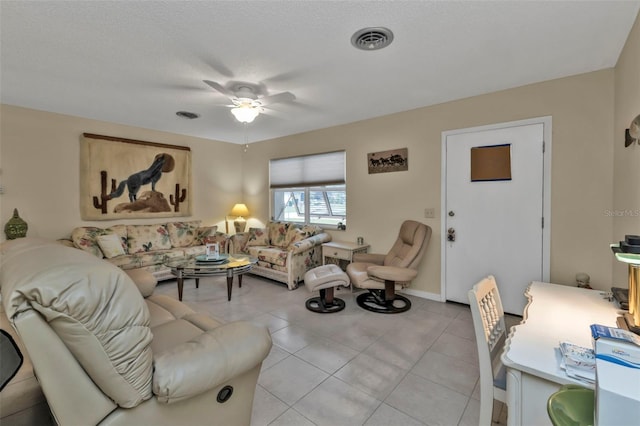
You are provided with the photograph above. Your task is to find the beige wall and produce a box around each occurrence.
[5,27,637,297]
[613,12,640,285]
[244,69,616,296]
[0,105,244,239]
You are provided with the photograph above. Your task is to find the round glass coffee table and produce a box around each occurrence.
[164,254,258,301]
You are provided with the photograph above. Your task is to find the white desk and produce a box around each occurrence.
[501,282,621,426]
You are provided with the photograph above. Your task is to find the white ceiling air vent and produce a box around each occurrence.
[351,27,394,51]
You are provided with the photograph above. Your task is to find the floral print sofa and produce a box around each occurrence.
[228,221,331,290]
[60,221,228,281]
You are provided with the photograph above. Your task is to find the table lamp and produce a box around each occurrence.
[230,203,250,233]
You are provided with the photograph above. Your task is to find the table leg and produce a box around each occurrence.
[195,278,200,289]
[177,275,184,302]
[238,274,243,288]
[226,270,233,301]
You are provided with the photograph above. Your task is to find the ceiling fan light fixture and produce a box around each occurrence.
[231,106,260,123]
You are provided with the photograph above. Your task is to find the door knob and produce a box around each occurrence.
[447,227,456,242]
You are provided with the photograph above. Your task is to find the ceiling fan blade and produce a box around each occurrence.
[203,80,236,99]
[259,91,295,106]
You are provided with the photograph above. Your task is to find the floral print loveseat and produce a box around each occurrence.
[228,221,331,290]
[60,221,228,281]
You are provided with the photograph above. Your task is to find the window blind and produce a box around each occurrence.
[269,151,345,189]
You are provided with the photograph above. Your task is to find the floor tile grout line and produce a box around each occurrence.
[155,276,493,425]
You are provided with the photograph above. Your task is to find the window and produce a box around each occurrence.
[270,151,346,228]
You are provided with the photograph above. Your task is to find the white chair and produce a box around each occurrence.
[468,275,508,425]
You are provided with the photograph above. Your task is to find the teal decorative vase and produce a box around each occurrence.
[4,208,28,240]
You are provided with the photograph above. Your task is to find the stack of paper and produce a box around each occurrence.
[559,341,596,383]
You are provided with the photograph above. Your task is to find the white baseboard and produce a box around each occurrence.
[400,288,444,302]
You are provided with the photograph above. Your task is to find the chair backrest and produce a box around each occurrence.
[384,220,431,269]
[469,275,506,359]
[468,276,507,426]
[1,238,154,411]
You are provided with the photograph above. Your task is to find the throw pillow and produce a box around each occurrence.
[268,221,290,248]
[195,226,218,245]
[300,225,321,237]
[167,221,201,248]
[202,231,228,253]
[246,227,269,247]
[96,234,126,259]
[285,227,306,247]
[71,227,106,258]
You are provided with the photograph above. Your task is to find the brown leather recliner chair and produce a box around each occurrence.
[346,220,431,313]
[0,238,272,426]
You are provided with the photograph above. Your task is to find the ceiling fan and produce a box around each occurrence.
[203,80,295,123]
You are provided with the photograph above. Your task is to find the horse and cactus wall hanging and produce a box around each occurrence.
[80,133,192,220]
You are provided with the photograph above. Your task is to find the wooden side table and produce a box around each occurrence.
[322,241,369,271]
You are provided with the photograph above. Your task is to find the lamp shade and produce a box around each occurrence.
[230,203,250,233]
[230,203,250,217]
[231,106,260,123]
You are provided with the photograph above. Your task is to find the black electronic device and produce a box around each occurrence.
[611,287,629,310]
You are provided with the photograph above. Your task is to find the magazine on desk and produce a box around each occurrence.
[558,341,596,383]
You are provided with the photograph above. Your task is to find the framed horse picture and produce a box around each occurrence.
[80,133,192,220]
[367,147,408,174]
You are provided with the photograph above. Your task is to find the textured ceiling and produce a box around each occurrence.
[1,1,639,144]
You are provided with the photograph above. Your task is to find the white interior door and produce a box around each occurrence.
[442,119,550,315]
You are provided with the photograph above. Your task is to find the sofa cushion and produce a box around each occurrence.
[96,233,126,259]
[268,222,291,248]
[246,228,269,247]
[166,221,201,248]
[231,232,250,254]
[106,254,140,270]
[127,224,171,253]
[195,226,218,245]
[255,260,287,273]
[285,227,307,248]
[201,231,228,253]
[106,249,194,271]
[300,224,322,238]
[71,225,128,258]
[247,247,288,267]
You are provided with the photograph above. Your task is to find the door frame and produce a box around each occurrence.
[440,116,552,302]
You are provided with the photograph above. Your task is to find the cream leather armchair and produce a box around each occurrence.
[346,220,431,313]
[0,238,272,426]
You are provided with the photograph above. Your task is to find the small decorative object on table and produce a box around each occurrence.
[4,208,28,240]
[205,242,220,259]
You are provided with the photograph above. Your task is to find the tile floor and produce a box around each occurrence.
[152,274,519,426]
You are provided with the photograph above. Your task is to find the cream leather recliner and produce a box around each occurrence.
[346,220,431,313]
[0,238,272,426]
